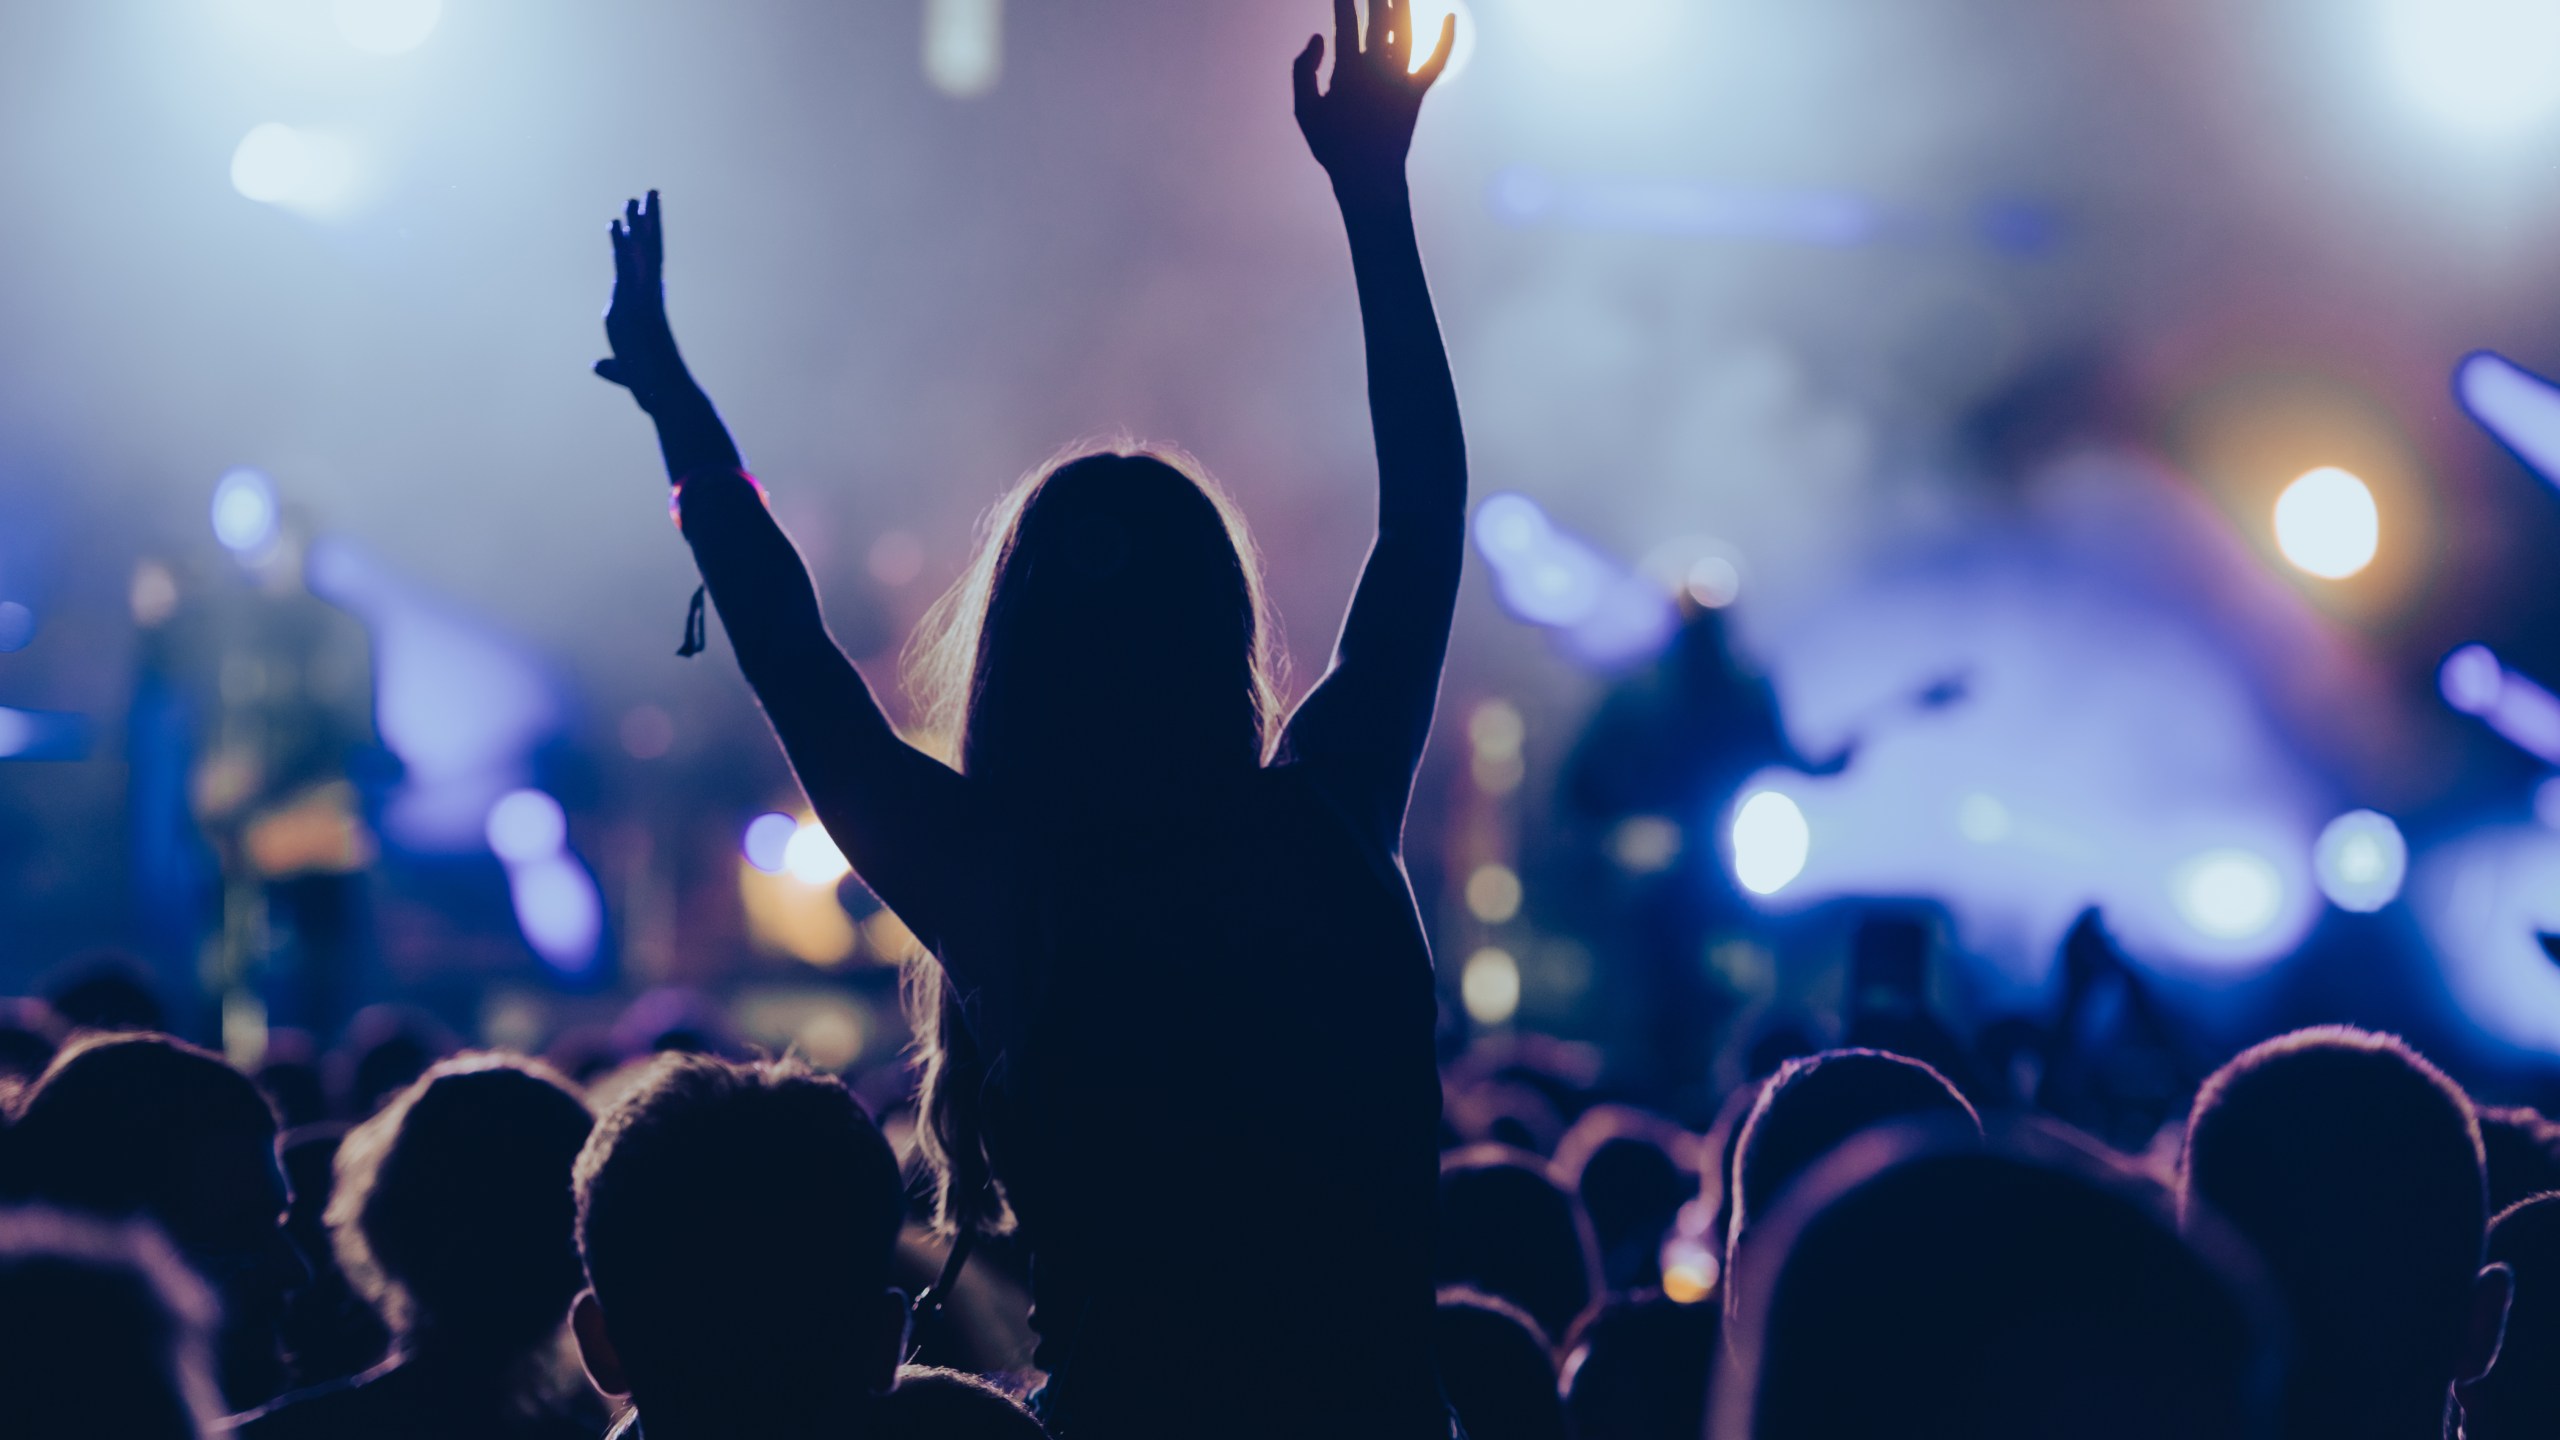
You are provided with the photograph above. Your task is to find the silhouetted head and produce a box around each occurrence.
[9,1034,297,1411]
[1553,1106,1698,1292]
[40,953,165,1034]
[572,1055,907,1436]
[0,1207,222,1440]
[331,1004,459,1118]
[1560,1292,1720,1440]
[2461,1193,2560,1440]
[909,446,1283,795]
[1437,1145,1601,1343]
[877,1367,1049,1440]
[1726,1049,1979,1278]
[332,1053,593,1361]
[2182,1027,2506,1440]
[1435,1288,1567,1440]
[1716,1119,2281,1440]
[2478,1104,2560,1216]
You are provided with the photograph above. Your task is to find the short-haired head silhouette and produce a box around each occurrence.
[1553,1105,1697,1293]
[334,1052,594,1355]
[1434,1288,1567,1440]
[2479,1104,2560,1215]
[2182,1027,2509,1440]
[1436,1145,1602,1343]
[877,1367,1050,1439]
[2460,1193,2560,1439]
[0,1206,221,1440]
[571,1053,908,1437]
[1725,1048,1979,1288]
[40,952,166,1034]
[1715,1118,2282,1440]
[9,1032,297,1411]
[1560,1292,1720,1440]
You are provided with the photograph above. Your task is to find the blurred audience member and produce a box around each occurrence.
[571,1054,908,1437]
[1434,1288,1567,1440]
[1553,1105,1698,1293]
[1438,1145,1602,1345]
[2182,1027,2508,1440]
[253,1029,328,1130]
[41,952,168,1034]
[1716,1120,2280,1440]
[2478,1104,2560,1217]
[237,1054,601,1439]
[8,1033,302,1411]
[0,1205,224,1440]
[329,1004,458,1118]
[1560,1292,1719,1440]
[269,1122,389,1391]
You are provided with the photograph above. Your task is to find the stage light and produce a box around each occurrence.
[1730,790,1810,897]
[1956,793,2011,844]
[924,0,1003,99]
[1461,946,1521,1025]
[0,602,30,654]
[211,469,279,554]
[783,820,852,886]
[130,562,179,628]
[1472,493,1675,667]
[2172,849,2284,941]
[2272,467,2378,579]
[738,861,858,967]
[1466,863,1523,924]
[0,708,31,759]
[485,788,567,863]
[509,853,602,974]
[2443,644,2504,715]
[1402,0,1475,81]
[1470,698,1527,795]
[2459,352,2560,484]
[1657,1230,1717,1306]
[2378,0,2560,138]
[230,123,357,217]
[743,812,798,873]
[332,0,441,55]
[1685,556,1741,609]
[2314,810,2407,913]
[1607,816,1682,873]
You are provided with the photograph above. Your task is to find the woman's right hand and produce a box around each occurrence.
[594,191,694,415]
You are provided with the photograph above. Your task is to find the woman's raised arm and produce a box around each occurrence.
[1280,1,1470,854]
[596,193,970,950]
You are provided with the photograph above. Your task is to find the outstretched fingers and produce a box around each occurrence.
[1333,0,1360,61]
[1294,34,1326,114]
[1413,12,1456,86]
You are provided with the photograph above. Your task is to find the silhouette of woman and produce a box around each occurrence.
[594,6,1465,1436]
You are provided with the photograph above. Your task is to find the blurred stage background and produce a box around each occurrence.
[11,0,2560,1114]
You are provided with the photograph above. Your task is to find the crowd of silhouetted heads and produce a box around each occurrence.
[0,940,2552,1440]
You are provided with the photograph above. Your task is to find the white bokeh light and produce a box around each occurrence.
[485,789,568,864]
[1460,946,1521,1025]
[211,469,279,553]
[2273,467,2379,580]
[1730,790,1811,897]
[2379,0,2560,138]
[2314,809,2408,913]
[332,0,442,55]
[2173,849,2285,941]
[783,820,852,886]
[230,123,359,217]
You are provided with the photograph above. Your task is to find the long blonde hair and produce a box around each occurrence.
[898,441,1288,1233]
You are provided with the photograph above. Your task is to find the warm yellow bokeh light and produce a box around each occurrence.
[1461,946,1521,1024]
[1466,863,1523,923]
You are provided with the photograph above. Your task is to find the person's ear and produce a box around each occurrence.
[2459,1262,2515,1387]
[859,1288,912,1396]
[572,1290,632,1400]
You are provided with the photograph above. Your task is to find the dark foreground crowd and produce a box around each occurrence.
[0,962,2556,1440]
